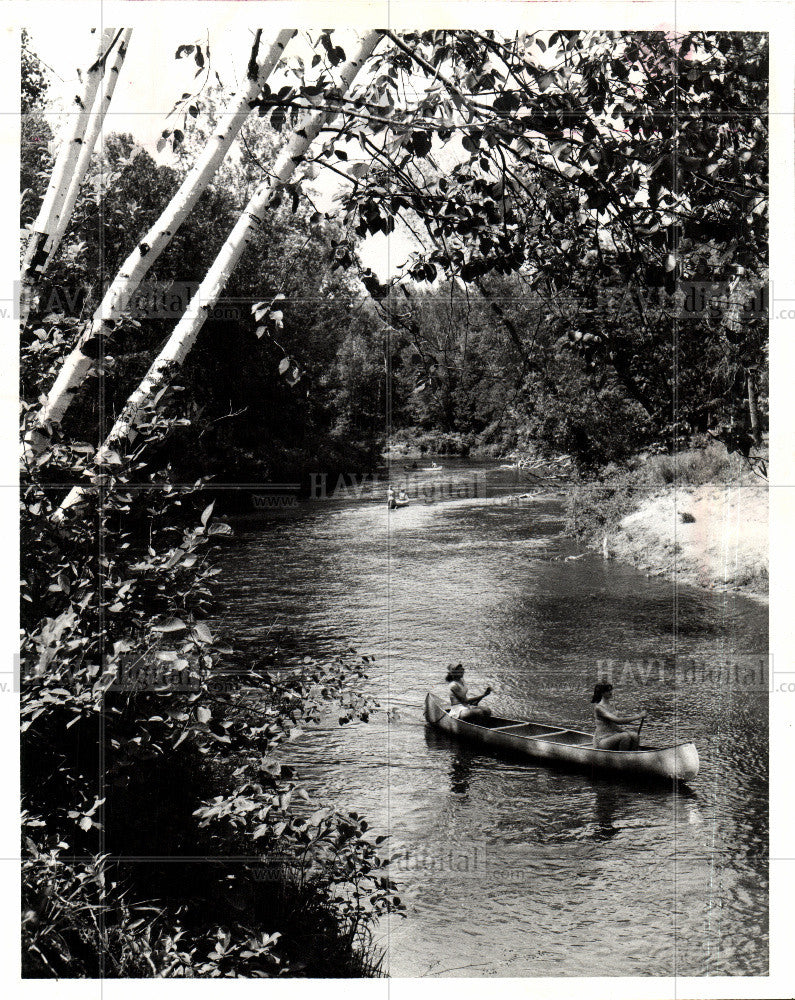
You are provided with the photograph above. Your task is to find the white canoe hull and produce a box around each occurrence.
[424,693,699,782]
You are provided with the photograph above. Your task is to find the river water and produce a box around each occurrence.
[216,461,768,977]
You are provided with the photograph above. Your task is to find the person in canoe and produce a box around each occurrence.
[387,486,396,509]
[591,682,645,750]
[446,663,492,720]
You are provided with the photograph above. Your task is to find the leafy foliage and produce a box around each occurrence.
[334,30,768,459]
[21,29,50,114]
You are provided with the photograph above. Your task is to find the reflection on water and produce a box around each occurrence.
[216,461,768,977]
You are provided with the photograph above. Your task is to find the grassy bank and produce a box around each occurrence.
[566,444,768,600]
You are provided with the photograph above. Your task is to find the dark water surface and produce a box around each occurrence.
[216,462,768,977]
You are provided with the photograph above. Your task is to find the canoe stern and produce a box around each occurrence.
[674,742,700,782]
[424,692,446,724]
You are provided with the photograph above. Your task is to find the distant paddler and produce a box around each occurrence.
[591,682,645,750]
[387,486,396,509]
[445,663,492,721]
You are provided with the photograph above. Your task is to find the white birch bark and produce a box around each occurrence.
[20,27,117,323]
[57,30,381,517]
[26,28,296,457]
[45,29,133,271]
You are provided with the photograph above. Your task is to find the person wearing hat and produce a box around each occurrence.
[591,682,645,750]
[445,663,492,720]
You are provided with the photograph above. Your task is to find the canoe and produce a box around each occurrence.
[422,464,443,472]
[389,498,410,509]
[424,693,699,782]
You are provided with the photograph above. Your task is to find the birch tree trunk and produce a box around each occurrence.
[45,29,133,272]
[20,27,117,325]
[746,368,762,447]
[57,30,382,517]
[25,28,295,458]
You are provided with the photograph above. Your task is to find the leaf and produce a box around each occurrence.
[193,621,213,644]
[208,522,232,536]
[279,357,291,376]
[152,618,188,634]
[79,816,93,832]
[201,501,214,526]
[197,706,212,724]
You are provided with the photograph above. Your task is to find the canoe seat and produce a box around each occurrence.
[542,731,595,746]
[469,715,523,729]
[493,723,568,739]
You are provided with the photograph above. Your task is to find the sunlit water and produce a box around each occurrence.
[215,461,768,977]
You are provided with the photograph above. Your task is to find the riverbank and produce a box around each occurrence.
[567,446,768,601]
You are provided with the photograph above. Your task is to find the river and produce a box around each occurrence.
[215,460,768,977]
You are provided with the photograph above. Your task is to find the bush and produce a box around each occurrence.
[565,442,759,543]
[643,443,741,486]
[20,400,402,977]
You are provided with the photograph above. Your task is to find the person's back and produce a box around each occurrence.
[445,664,491,721]
[593,701,621,742]
[591,682,643,750]
[449,678,468,708]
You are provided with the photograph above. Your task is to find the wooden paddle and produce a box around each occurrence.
[636,714,646,745]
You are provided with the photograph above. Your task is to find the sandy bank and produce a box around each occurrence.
[603,482,768,601]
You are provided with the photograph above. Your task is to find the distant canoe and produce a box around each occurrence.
[390,498,410,508]
[424,693,699,782]
[422,464,443,472]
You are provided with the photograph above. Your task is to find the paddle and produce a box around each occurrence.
[636,714,646,745]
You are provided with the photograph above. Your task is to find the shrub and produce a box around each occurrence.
[20,399,402,977]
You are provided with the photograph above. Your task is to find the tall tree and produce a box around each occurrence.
[20,28,120,323]
[24,28,296,458]
[44,29,133,273]
[56,31,382,516]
